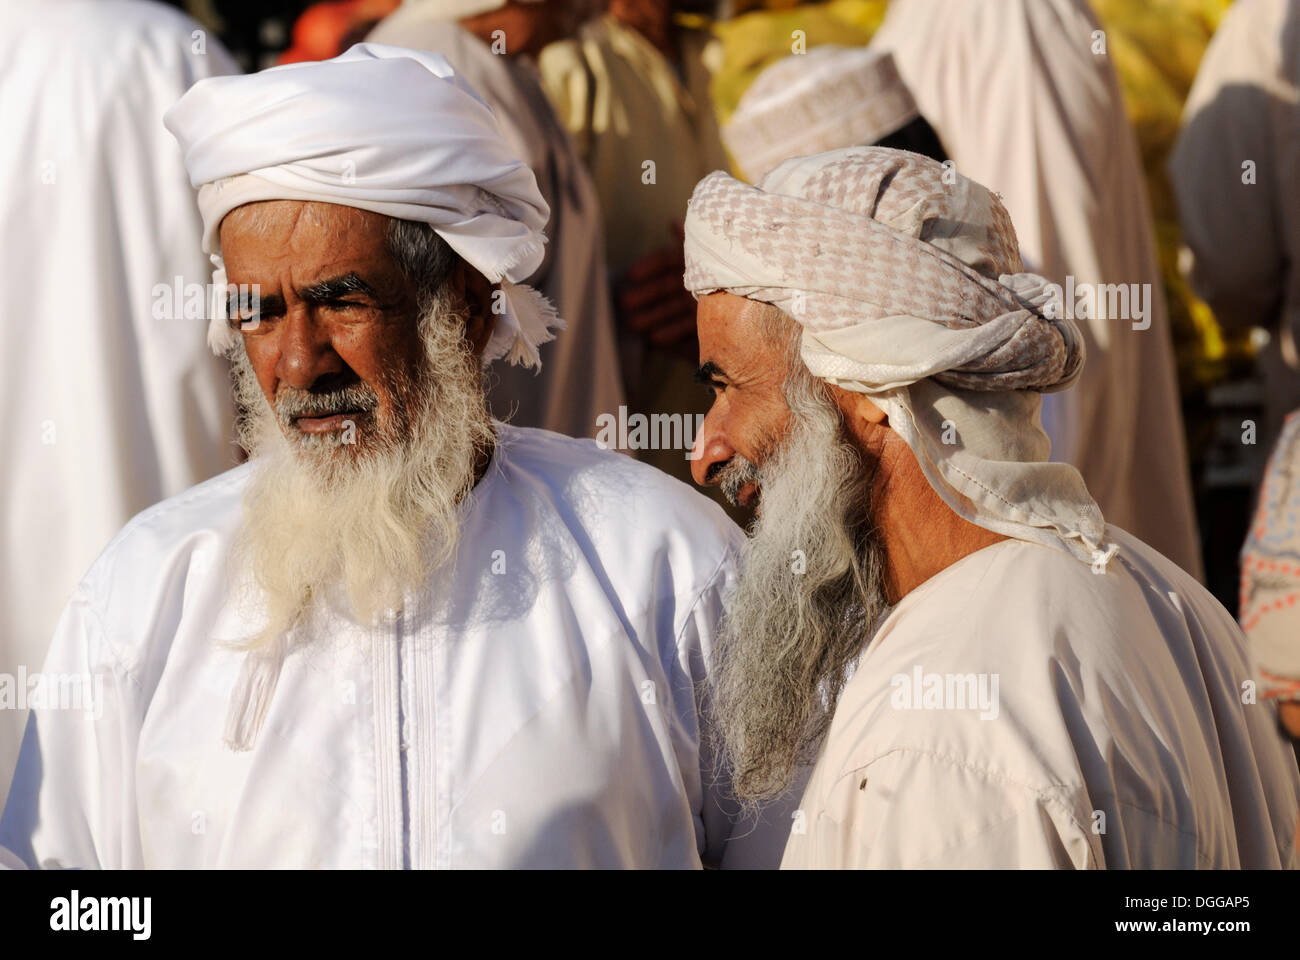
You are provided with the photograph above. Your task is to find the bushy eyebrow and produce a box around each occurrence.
[224,272,379,323]
[299,272,377,302]
[694,360,727,384]
[227,288,274,320]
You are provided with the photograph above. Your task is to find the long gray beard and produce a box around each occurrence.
[708,368,890,808]
[228,292,495,649]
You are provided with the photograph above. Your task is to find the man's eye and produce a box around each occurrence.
[228,306,265,331]
[323,299,365,312]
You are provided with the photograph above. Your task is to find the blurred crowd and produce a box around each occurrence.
[3,0,1300,802]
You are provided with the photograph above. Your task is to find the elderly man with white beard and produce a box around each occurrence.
[688,147,1300,869]
[0,44,745,870]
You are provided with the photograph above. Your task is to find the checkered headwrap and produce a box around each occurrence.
[684,147,1110,567]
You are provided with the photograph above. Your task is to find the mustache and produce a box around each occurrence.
[711,455,762,507]
[275,383,380,423]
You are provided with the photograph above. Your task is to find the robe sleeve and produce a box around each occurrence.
[792,750,1100,869]
[0,596,146,869]
[662,548,740,868]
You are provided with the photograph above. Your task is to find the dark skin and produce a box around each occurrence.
[459,0,581,57]
[618,222,700,360]
[219,200,495,452]
[608,0,675,62]
[1280,702,1300,741]
[690,291,1006,605]
[598,0,692,355]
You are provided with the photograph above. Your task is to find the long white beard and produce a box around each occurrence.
[709,366,890,807]
[228,294,494,650]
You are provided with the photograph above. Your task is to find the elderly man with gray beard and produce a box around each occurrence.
[0,45,746,869]
[687,147,1300,869]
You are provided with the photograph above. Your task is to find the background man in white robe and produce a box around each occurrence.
[1171,0,1300,482]
[687,147,1300,868]
[368,0,626,440]
[872,0,1204,581]
[0,44,745,869]
[0,0,240,811]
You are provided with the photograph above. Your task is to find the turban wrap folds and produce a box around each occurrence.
[165,42,560,367]
[684,147,1111,566]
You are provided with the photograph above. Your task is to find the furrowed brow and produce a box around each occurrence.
[299,272,377,302]
[694,360,726,385]
[227,289,279,318]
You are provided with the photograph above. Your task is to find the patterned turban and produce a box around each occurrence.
[684,146,1111,566]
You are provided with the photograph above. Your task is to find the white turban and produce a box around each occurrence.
[724,47,920,183]
[164,42,560,367]
[684,147,1113,567]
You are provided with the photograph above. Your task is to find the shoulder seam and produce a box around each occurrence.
[828,746,1100,867]
[673,547,735,654]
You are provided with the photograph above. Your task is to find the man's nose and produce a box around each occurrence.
[690,409,735,486]
[275,309,342,390]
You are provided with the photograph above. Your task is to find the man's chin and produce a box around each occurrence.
[281,434,387,483]
[291,412,368,435]
[281,419,381,455]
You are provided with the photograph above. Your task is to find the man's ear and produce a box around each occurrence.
[453,264,497,359]
[828,383,888,430]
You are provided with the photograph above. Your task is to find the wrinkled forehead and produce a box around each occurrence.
[216,201,405,287]
[219,200,389,249]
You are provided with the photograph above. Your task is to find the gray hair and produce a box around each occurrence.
[706,330,889,809]
[755,300,800,347]
[386,218,461,314]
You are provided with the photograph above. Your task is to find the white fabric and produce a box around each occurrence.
[165,42,561,368]
[1171,0,1300,466]
[684,148,1109,567]
[724,46,919,183]
[0,424,752,868]
[0,0,239,810]
[782,525,1300,868]
[874,0,1204,580]
[368,14,625,439]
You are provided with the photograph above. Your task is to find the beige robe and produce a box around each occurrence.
[783,526,1300,868]
[368,12,625,439]
[538,15,730,276]
[1171,0,1300,470]
[537,15,736,508]
[874,0,1204,580]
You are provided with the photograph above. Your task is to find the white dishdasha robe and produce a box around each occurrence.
[0,0,240,810]
[0,425,748,869]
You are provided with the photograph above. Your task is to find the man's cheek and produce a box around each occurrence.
[243,344,278,396]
